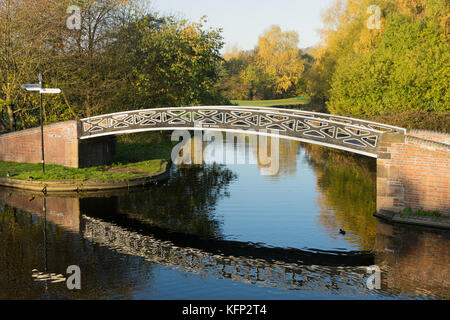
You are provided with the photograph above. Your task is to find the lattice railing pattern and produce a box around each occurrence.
[80,106,406,157]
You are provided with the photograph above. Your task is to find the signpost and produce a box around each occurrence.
[40,88,61,94]
[22,74,61,175]
[21,84,41,91]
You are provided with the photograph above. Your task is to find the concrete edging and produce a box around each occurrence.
[374,210,450,230]
[0,162,170,194]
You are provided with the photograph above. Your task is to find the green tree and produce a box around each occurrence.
[0,1,229,132]
[302,0,449,129]
[112,15,227,110]
[221,48,254,100]
[328,5,449,116]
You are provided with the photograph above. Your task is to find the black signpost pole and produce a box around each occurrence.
[39,73,45,175]
[22,75,60,176]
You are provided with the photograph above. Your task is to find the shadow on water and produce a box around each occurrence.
[90,164,237,238]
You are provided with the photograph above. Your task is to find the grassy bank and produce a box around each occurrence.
[0,131,175,182]
[0,159,166,182]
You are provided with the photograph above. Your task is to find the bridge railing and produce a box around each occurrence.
[230,106,406,134]
[80,106,406,158]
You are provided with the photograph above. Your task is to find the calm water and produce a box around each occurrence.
[0,135,448,299]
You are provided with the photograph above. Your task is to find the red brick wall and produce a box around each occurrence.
[377,133,450,216]
[0,121,115,168]
[0,121,80,167]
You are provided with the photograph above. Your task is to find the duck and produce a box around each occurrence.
[6,171,11,177]
[339,228,346,235]
[28,176,34,181]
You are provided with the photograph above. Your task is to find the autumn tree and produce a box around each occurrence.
[0,0,65,132]
[0,0,228,132]
[302,0,449,129]
[220,26,306,100]
[255,25,305,96]
[51,0,139,118]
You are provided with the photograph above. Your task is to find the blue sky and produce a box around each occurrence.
[150,0,335,52]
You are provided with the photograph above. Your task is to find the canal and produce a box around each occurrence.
[0,134,448,299]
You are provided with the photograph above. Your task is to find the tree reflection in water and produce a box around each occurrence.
[303,144,377,251]
[81,163,237,238]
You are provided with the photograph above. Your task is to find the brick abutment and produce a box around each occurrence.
[377,131,450,216]
[0,120,115,168]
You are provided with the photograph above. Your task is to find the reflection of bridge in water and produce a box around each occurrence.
[81,214,371,291]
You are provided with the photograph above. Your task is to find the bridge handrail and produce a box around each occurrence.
[80,106,406,134]
[79,106,408,158]
[228,106,407,134]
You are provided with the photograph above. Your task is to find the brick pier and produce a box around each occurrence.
[0,120,115,168]
[377,131,450,216]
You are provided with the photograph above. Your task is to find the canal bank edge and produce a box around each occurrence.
[374,210,450,230]
[0,161,170,194]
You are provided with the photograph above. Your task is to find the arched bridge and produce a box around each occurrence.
[80,106,406,158]
[0,106,448,215]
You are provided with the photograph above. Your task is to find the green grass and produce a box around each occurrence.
[114,131,177,164]
[398,207,443,218]
[231,97,311,107]
[0,159,166,182]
